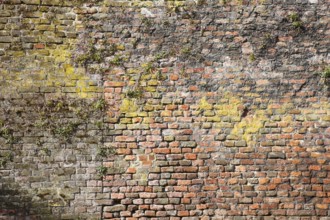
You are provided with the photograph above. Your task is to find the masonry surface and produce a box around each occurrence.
[0,0,329,219]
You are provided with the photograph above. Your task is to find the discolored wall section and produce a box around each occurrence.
[0,0,329,219]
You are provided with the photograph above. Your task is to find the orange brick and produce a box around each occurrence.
[293,134,304,140]
[34,43,45,49]
[185,153,197,160]
[178,211,189,216]
[178,180,191,185]
[309,165,321,171]
[153,148,170,154]
[170,74,179,81]
[316,204,328,209]
[250,204,259,210]
[126,167,136,174]
[203,185,218,191]
[259,178,269,185]
[117,149,131,155]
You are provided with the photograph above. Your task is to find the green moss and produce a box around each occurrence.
[141,62,154,74]
[96,147,115,160]
[0,126,18,144]
[93,98,106,111]
[249,53,256,62]
[127,89,143,98]
[288,12,303,29]
[110,55,125,66]
[52,122,78,140]
[180,46,191,56]
[321,66,330,78]
[292,21,303,28]
[0,152,13,167]
[97,166,108,176]
[288,12,299,22]
[154,51,168,61]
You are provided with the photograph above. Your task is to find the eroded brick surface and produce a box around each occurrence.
[0,0,329,219]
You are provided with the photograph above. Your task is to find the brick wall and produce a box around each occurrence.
[0,0,329,219]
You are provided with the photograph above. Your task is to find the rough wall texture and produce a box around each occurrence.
[0,0,329,219]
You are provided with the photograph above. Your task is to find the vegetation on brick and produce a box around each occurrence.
[0,0,329,219]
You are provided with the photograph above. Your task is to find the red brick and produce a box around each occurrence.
[34,43,45,49]
[117,149,131,155]
[174,186,187,191]
[103,213,113,218]
[309,165,321,171]
[178,210,189,216]
[126,167,136,174]
[166,105,177,110]
[156,211,167,217]
[259,178,270,185]
[323,198,330,203]
[139,205,150,209]
[111,193,125,199]
[181,198,190,204]
[120,211,131,217]
[104,81,125,87]
[293,134,304,140]
[184,192,196,198]
[153,148,170,154]
[147,135,162,142]
[171,148,181,154]
[145,210,156,216]
[250,204,259,210]
[316,204,328,209]
[170,74,179,81]
[140,192,157,198]
[278,36,293,42]
[185,153,197,160]
[178,180,191,185]
[203,185,218,191]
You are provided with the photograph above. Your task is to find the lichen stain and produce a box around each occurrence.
[120,98,139,113]
[198,96,213,110]
[52,46,72,64]
[2,47,101,99]
[215,95,242,117]
[231,110,267,143]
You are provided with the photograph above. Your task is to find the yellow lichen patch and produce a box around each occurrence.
[144,86,156,92]
[198,97,213,110]
[165,1,185,10]
[116,44,125,51]
[120,98,139,113]
[275,103,294,115]
[132,0,154,7]
[127,68,140,75]
[319,101,330,114]
[283,115,293,123]
[231,110,267,143]
[52,46,72,63]
[2,48,100,99]
[214,95,242,117]
[64,64,75,76]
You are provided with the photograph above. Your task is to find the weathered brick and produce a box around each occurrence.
[268,152,286,159]
[104,205,126,212]
[1,2,329,219]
